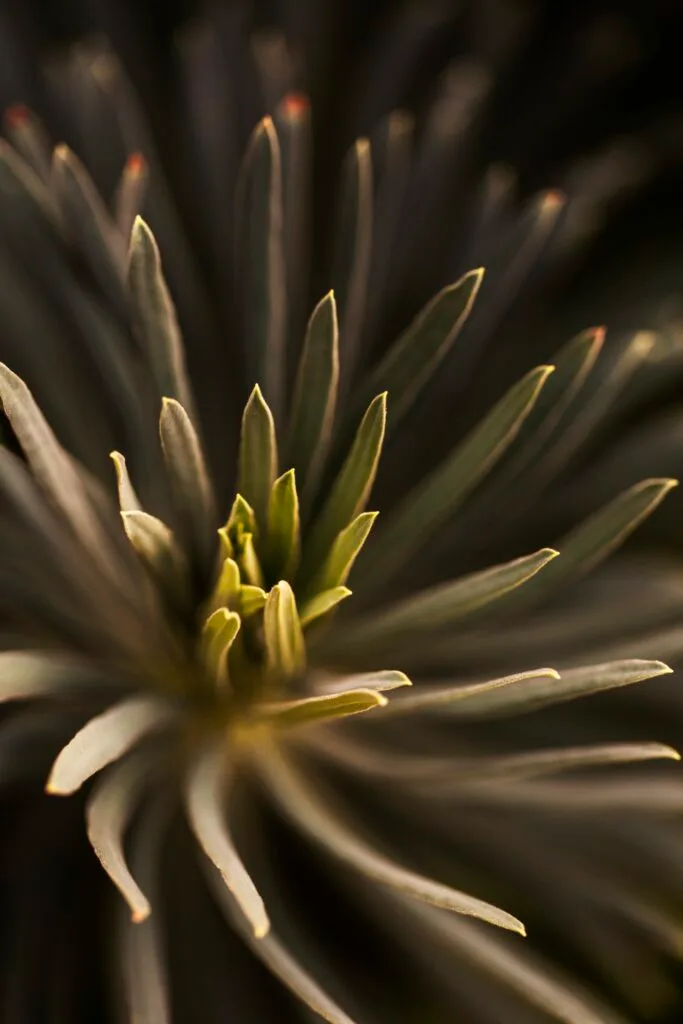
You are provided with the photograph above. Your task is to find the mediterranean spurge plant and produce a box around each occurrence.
[0,81,681,1024]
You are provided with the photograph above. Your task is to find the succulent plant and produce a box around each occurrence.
[1,5,683,1024]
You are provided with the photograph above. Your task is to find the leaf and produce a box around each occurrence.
[110,451,142,512]
[240,585,267,618]
[266,469,300,580]
[501,478,678,613]
[201,609,241,689]
[184,743,270,938]
[0,651,108,702]
[259,746,525,935]
[299,587,352,628]
[47,696,176,795]
[355,365,554,589]
[4,105,52,183]
[425,659,672,719]
[377,669,560,718]
[263,581,305,677]
[208,870,358,1024]
[237,385,278,530]
[286,291,339,502]
[115,154,148,241]
[159,397,216,563]
[334,138,373,389]
[127,217,196,416]
[313,669,411,695]
[121,510,187,594]
[238,532,265,588]
[86,753,155,922]
[357,269,484,433]
[308,511,378,595]
[258,689,386,730]
[226,494,257,538]
[300,393,386,583]
[343,549,558,649]
[235,116,286,420]
[207,557,241,615]
[51,145,126,311]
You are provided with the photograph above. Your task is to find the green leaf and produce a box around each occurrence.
[207,557,241,615]
[237,385,278,530]
[334,138,372,388]
[110,451,141,512]
[263,581,305,677]
[309,511,378,595]
[417,659,672,719]
[357,269,484,433]
[258,689,386,729]
[159,397,216,563]
[237,532,264,588]
[127,217,196,416]
[299,587,352,628]
[343,549,558,649]
[47,697,175,795]
[266,469,301,580]
[378,669,560,718]
[240,585,267,618]
[226,494,257,538]
[314,670,411,694]
[202,609,241,688]
[502,478,678,613]
[286,291,339,502]
[355,365,554,589]
[236,117,286,420]
[300,393,386,583]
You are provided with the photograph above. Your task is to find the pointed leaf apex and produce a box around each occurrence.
[131,906,151,924]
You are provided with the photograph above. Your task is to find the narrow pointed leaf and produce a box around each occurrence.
[502,479,678,613]
[314,670,412,695]
[86,754,155,922]
[47,696,176,795]
[263,581,305,676]
[121,510,187,592]
[431,659,672,718]
[4,105,52,182]
[301,394,386,582]
[300,587,352,628]
[378,669,560,718]
[344,549,558,649]
[159,397,216,562]
[259,746,525,935]
[310,512,378,594]
[356,365,554,588]
[266,469,300,579]
[115,154,148,241]
[258,689,386,730]
[110,451,142,512]
[185,743,270,938]
[207,558,241,614]
[359,269,484,432]
[239,532,265,588]
[240,585,267,618]
[334,138,372,388]
[236,116,286,419]
[238,385,278,530]
[127,216,196,415]
[287,291,339,500]
[0,652,108,702]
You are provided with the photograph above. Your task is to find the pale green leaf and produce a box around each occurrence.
[377,669,560,718]
[240,585,267,618]
[47,697,175,795]
[110,451,141,512]
[238,532,265,588]
[286,291,339,502]
[120,510,187,593]
[201,609,241,688]
[266,469,300,580]
[263,581,305,677]
[0,651,108,702]
[236,117,286,420]
[300,587,352,628]
[343,549,558,649]
[207,558,241,615]
[127,216,196,416]
[237,385,278,530]
[257,689,386,729]
[355,365,554,589]
[313,670,411,695]
[300,394,386,583]
[308,511,378,595]
[185,743,270,938]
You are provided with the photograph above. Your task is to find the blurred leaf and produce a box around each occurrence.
[110,451,142,512]
[287,291,339,504]
[47,696,175,795]
[202,608,241,689]
[159,397,217,563]
[334,138,372,389]
[378,669,560,718]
